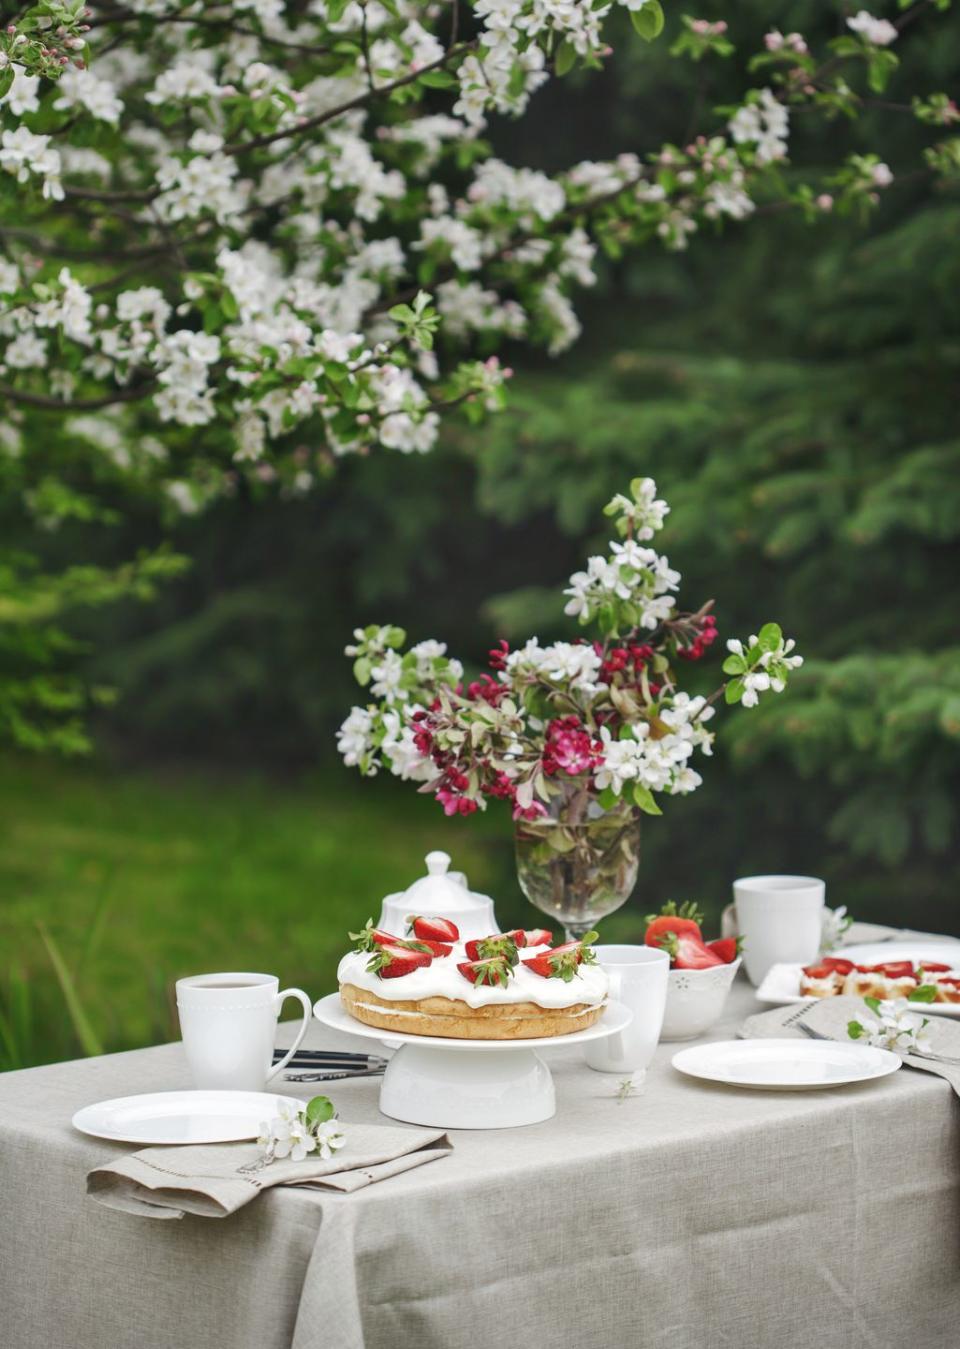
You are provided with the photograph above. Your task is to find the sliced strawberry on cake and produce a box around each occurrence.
[523,932,599,982]
[820,956,854,977]
[464,932,524,965]
[349,919,402,953]
[799,961,844,997]
[402,938,453,957]
[365,943,433,980]
[406,915,460,943]
[457,955,513,988]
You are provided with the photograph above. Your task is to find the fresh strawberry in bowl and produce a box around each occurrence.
[645,903,743,1042]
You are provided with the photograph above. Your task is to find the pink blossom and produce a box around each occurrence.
[512,800,548,823]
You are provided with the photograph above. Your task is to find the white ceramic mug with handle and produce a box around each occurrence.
[733,875,826,986]
[585,944,669,1076]
[176,972,313,1091]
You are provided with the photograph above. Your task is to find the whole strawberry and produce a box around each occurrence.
[643,901,705,952]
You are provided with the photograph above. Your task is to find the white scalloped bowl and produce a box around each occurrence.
[659,957,741,1042]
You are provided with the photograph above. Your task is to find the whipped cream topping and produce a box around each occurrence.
[337,941,609,1010]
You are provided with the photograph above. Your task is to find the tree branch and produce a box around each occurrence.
[221,42,475,157]
[0,381,156,411]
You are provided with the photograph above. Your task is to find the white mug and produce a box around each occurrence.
[176,973,312,1091]
[585,944,669,1076]
[733,875,825,986]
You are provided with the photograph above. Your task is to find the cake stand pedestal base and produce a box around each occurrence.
[379,1042,555,1129]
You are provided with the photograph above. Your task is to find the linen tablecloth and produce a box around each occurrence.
[1,979,959,1349]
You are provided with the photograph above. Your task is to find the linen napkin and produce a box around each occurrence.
[87,1122,452,1219]
[739,996,960,1098]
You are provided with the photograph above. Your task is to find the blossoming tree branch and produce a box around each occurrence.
[338,478,803,820]
[0,0,957,510]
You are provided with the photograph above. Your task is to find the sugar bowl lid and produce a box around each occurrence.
[377,850,498,942]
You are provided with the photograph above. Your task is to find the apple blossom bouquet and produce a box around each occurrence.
[338,478,802,935]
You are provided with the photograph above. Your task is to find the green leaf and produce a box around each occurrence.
[632,783,663,815]
[305,1096,335,1127]
[757,622,783,652]
[724,677,744,705]
[847,1020,865,1040]
[722,654,746,675]
[417,70,457,88]
[631,0,664,41]
[597,786,619,810]
[353,656,371,686]
[907,983,938,1003]
[555,40,577,77]
[0,68,14,101]
[864,996,882,1014]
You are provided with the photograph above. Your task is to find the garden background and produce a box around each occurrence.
[3,1,958,1069]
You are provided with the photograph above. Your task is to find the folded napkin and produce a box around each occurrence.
[88,1122,451,1220]
[739,996,960,1098]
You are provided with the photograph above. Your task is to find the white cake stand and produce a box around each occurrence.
[313,993,632,1129]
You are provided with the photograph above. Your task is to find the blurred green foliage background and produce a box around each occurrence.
[2,2,959,1068]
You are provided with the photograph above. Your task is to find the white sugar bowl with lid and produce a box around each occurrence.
[377,850,498,942]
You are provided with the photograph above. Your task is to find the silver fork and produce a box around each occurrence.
[284,1067,385,1082]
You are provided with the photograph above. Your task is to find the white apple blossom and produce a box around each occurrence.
[380,709,434,781]
[729,88,790,165]
[0,127,63,200]
[337,706,376,769]
[0,69,39,116]
[564,538,679,630]
[847,12,899,47]
[53,67,123,124]
[0,0,939,485]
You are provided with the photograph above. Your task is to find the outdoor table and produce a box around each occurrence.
[1,978,958,1349]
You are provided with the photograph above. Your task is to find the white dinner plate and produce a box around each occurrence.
[672,1039,902,1090]
[756,940,960,1018]
[72,1090,301,1145]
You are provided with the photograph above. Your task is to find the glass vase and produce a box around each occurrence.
[514,780,641,942]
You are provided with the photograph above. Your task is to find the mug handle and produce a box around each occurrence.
[266,987,313,1082]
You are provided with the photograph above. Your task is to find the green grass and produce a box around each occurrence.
[0,755,526,1069]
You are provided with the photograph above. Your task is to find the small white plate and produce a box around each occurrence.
[72,1090,301,1145]
[756,940,960,1018]
[672,1038,901,1090]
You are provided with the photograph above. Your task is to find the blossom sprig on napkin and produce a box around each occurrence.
[257,1096,345,1166]
[848,997,933,1056]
